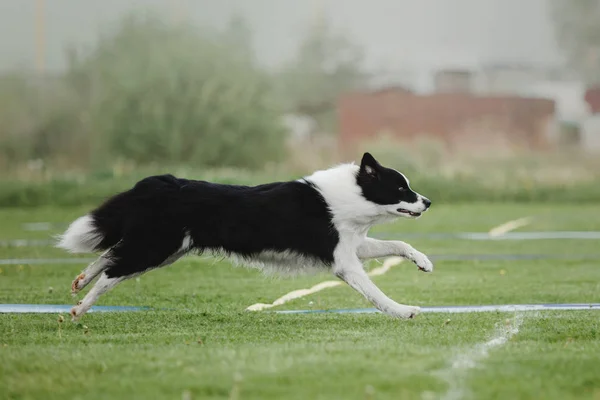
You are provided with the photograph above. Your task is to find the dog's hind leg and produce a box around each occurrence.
[70,233,189,321]
[71,251,113,295]
[70,272,127,321]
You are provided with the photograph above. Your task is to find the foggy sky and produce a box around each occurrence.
[0,0,563,73]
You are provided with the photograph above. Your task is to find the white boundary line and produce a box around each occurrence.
[429,315,524,400]
[245,257,404,311]
[488,217,532,237]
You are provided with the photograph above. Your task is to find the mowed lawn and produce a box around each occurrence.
[1,203,599,400]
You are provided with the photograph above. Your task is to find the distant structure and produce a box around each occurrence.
[337,86,555,153]
[585,87,600,114]
[434,69,472,93]
[474,64,566,95]
[336,62,600,153]
[582,87,600,151]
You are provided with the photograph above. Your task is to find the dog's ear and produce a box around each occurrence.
[360,152,381,179]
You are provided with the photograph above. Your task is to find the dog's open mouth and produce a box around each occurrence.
[397,208,421,217]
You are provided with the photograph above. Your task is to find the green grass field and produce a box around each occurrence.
[1,203,600,400]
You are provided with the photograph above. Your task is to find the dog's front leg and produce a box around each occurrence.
[357,238,433,272]
[333,252,420,319]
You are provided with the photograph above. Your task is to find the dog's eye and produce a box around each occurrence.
[399,187,406,192]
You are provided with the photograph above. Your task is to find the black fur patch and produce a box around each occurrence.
[89,175,340,278]
[356,153,419,205]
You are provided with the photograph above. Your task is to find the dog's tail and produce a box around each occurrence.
[57,175,182,253]
[56,191,131,254]
[56,214,105,253]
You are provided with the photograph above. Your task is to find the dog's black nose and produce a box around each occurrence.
[423,198,432,209]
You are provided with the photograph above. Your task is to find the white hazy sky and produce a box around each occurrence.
[0,0,563,73]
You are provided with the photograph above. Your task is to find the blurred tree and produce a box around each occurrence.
[550,0,600,85]
[64,13,285,169]
[276,17,367,131]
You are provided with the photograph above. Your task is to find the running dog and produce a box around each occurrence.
[58,152,433,320]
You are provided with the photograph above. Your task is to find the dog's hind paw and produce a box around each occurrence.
[70,306,81,322]
[71,273,85,295]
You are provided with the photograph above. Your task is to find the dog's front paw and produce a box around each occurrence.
[388,305,421,319]
[413,252,433,273]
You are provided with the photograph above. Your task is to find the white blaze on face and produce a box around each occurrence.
[394,169,410,187]
[389,169,430,217]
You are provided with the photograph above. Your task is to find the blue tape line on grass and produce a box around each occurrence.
[0,239,55,247]
[11,229,600,243]
[21,222,56,231]
[373,231,600,240]
[3,303,598,315]
[0,304,149,313]
[0,258,95,265]
[430,254,600,261]
[275,303,600,315]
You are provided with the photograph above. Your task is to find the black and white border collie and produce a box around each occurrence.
[57,153,433,321]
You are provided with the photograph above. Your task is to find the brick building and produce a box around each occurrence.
[338,88,555,152]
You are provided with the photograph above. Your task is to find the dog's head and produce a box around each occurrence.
[356,152,431,219]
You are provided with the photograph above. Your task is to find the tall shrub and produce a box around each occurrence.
[66,14,286,169]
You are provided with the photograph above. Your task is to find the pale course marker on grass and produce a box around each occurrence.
[424,315,524,400]
[245,257,404,311]
[488,217,532,237]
